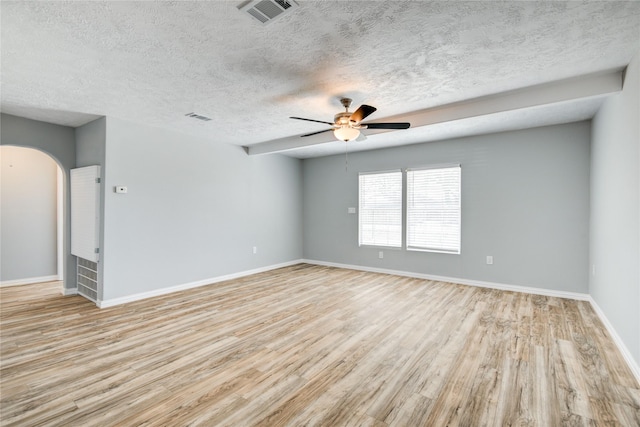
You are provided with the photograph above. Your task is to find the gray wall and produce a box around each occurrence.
[100,117,303,301]
[0,146,58,282]
[75,118,107,298]
[590,52,639,366]
[0,113,76,290]
[303,122,591,293]
[76,117,106,168]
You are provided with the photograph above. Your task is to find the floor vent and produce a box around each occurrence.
[185,112,212,122]
[77,258,98,302]
[238,0,298,25]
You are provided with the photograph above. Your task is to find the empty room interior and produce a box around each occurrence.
[1,1,639,425]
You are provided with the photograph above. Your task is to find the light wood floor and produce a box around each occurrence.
[1,264,638,426]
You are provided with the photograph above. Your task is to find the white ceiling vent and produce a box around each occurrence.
[238,0,298,25]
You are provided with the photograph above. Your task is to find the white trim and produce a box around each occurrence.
[405,163,461,172]
[301,259,590,301]
[0,275,60,287]
[62,287,78,296]
[358,169,402,176]
[97,260,303,308]
[588,297,640,384]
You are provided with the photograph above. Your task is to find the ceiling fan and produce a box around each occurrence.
[290,98,411,142]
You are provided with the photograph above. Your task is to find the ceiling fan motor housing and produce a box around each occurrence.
[335,112,356,127]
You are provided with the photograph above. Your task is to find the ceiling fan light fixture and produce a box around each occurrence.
[291,99,410,142]
[333,126,360,142]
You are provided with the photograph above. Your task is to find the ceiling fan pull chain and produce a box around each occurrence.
[345,142,349,172]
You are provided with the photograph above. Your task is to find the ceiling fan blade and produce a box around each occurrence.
[364,122,411,130]
[290,116,334,125]
[349,105,377,123]
[300,128,333,137]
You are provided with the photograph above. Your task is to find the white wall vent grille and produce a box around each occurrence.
[238,0,298,25]
[185,112,212,122]
[77,258,98,302]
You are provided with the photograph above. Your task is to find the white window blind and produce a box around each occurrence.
[359,171,402,247]
[407,165,461,253]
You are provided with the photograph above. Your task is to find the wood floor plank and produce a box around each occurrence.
[1,264,638,426]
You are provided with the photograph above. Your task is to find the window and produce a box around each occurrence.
[407,165,461,253]
[359,171,402,247]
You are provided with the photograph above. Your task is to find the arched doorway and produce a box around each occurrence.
[0,146,64,290]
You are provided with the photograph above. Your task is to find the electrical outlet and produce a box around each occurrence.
[486,255,493,265]
[379,251,384,259]
[348,207,356,214]
[253,246,257,254]
[592,264,596,276]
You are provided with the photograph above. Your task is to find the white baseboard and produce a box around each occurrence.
[302,259,590,301]
[97,260,303,308]
[0,275,60,287]
[62,287,78,296]
[588,297,640,384]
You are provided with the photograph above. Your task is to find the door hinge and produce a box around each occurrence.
[95,177,101,183]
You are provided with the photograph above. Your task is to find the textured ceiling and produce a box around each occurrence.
[2,1,639,158]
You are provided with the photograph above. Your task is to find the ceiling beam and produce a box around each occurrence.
[244,69,623,156]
